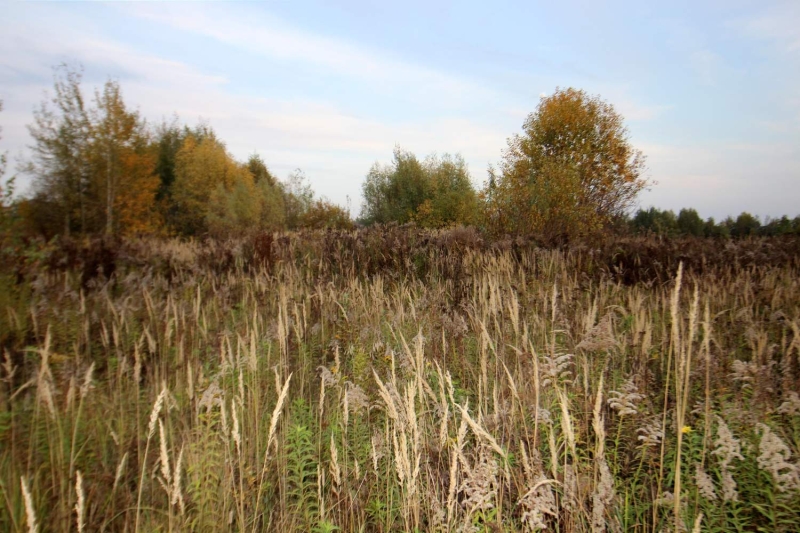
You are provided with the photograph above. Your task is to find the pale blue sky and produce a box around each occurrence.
[1,0,798,219]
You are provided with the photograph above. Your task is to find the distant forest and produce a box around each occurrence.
[1,65,798,242]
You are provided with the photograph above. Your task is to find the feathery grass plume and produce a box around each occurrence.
[345,381,369,415]
[447,415,469,525]
[254,369,294,530]
[75,471,85,533]
[757,423,800,493]
[137,385,169,533]
[373,369,400,422]
[435,362,451,450]
[113,452,128,491]
[730,359,757,389]
[79,363,94,399]
[593,373,606,454]
[148,386,168,439]
[392,431,406,486]
[158,419,171,487]
[2,348,16,384]
[35,329,56,418]
[329,434,341,488]
[540,352,574,388]
[21,476,37,533]
[133,337,143,385]
[267,372,292,452]
[777,391,800,415]
[171,445,185,515]
[608,378,644,417]
[197,379,224,414]
[691,512,704,533]
[577,313,618,353]
[318,375,326,418]
[592,459,614,533]
[695,463,717,501]
[592,374,614,533]
[637,418,664,448]
[519,477,558,531]
[674,277,698,533]
[231,402,241,457]
[563,464,579,512]
[556,387,576,458]
[457,403,507,460]
[711,416,743,501]
[66,376,77,412]
[371,432,384,475]
[237,368,244,406]
[342,385,349,429]
[459,447,499,521]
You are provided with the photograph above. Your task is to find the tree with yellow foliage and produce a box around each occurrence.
[171,131,254,235]
[89,80,161,236]
[486,88,648,240]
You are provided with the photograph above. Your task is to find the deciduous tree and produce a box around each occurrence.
[488,88,647,239]
[89,79,159,236]
[26,64,92,235]
[361,147,478,227]
[677,208,704,236]
[171,131,253,235]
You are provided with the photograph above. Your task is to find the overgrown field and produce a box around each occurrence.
[2,230,800,532]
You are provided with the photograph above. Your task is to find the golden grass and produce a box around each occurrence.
[1,232,799,532]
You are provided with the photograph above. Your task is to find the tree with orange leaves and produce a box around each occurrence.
[89,79,161,236]
[114,149,161,236]
[486,88,648,240]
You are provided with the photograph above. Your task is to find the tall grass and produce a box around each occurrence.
[1,231,800,531]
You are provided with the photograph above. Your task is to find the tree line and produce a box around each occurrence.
[629,207,800,238]
[1,66,798,242]
[1,65,352,240]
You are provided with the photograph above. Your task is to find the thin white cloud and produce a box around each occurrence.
[732,2,800,53]
[119,3,501,110]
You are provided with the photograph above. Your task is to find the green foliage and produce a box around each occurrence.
[704,216,730,238]
[732,212,760,238]
[631,207,678,235]
[187,409,227,531]
[286,401,320,531]
[256,177,287,231]
[171,131,254,235]
[761,216,795,236]
[277,169,353,230]
[247,153,277,186]
[206,179,262,237]
[25,64,92,236]
[677,208,704,236]
[361,147,478,227]
[282,169,315,230]
[152,117,186,201]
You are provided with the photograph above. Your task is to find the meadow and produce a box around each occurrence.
[1,228,799,532]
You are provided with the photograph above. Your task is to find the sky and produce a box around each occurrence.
[1,0,798,220]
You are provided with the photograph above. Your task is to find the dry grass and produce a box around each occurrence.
[1,230,800,532]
